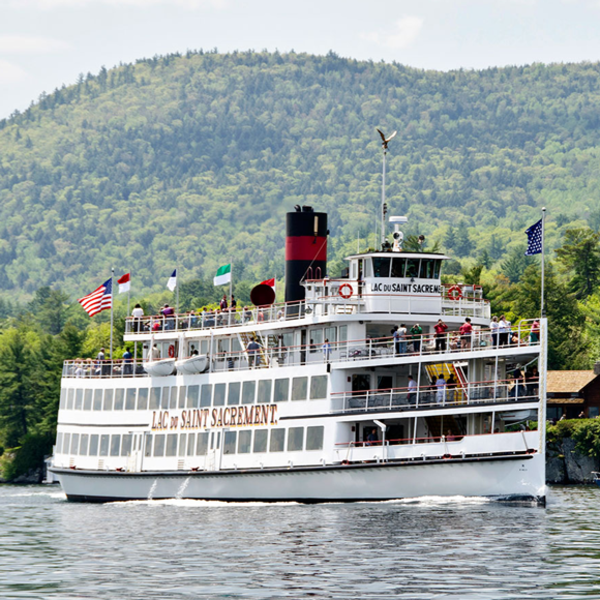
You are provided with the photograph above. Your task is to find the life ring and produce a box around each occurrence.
[168,345,175,358]
[339,283,353,299]
[448,285,462,301]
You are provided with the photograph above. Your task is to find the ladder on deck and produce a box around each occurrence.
[425,362,468,403]
[237,331,270,368]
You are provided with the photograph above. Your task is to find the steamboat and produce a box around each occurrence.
[49,206,547,503]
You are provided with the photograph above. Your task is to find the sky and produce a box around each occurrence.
[1,0,600,119]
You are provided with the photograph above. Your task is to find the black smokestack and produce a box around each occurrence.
[285,206,328,306]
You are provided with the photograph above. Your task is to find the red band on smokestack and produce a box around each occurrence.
[285,236,327,261]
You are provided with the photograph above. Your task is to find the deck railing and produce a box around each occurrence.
[62,320,540,379]
[330,378,540,414]
[123,288,490,335]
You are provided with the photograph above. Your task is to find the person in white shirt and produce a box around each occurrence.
[407,375,418,404]
[436,374,446,404]
[132,303,144,332]
[498,315,509,346]
[322,339,331,362]
[490,316,499,347]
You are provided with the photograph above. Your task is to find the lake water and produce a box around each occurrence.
[1,484,599,599]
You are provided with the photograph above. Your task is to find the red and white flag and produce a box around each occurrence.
[117,272,131,294]
[260,278,275,288]
[78,279,112,317]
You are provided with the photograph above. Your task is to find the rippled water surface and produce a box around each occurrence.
[1,485,599,599]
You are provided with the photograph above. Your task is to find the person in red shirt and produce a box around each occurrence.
[434,318,449,352]
[459,317,473,349]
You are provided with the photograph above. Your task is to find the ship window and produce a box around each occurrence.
[154,434,165,457]
[433,261,441,278]
[80,434,89,456]
[419,259,434,279]
[373,257,391,277]
[125,389,136,410]
[103,389,113,411]
[149,387,161,410]
[227,382,240,405]
[157,387,167,410]
[89,435,99,456]
[93,389,103,411]
[71,433,80,455]
[200,340,209,354]
[170,386,178,409]
[114,389,124,410]
[166,434,178,456]
[224,431,237,455]
[55,432,63,453]
[253,430,268,453]
[310,376,328,400]
[63,433,71,454]
[324,327,337,344]
[121,434,133,457]
[110,435,121,457]
[213,383,226,407]
[257,380,272,404]
[178,386,187,409]
[391,258,406,278]
[269,428,285,452]
[67,389,74,410]
[287,427,304,452]
[310,329,323,352]
[292,377,308,401]
[83,389,93,411]
[306,426,324,450]
[60,389,66,409]
[364,259,373,277]
[274,378,289,402]
[196,432,209,455]
[144,435,152,457]
[187,385,200,408]
[405,259,420,278]
[218,338,229,354]
[187,433,196,456]
[201,384,212,407]
[238,430,252,454]
[99,434,109,457]
[75,389,83,410]
[137,388,148,411]
[242,381,256,405]
[178,434,187,457]
[339,326,348,343]
[231,337,242,353]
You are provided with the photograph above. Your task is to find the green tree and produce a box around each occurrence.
[500,245,531,284]
[556,227,600,299]
[29,287,71,335]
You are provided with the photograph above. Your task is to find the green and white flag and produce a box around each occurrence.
[214,264,232,286]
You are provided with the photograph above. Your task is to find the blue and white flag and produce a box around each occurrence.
[525,219,543,256]
[167,269,177,291]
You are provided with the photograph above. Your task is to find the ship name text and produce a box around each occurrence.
[151,404,278,431]
[370,283,441,294]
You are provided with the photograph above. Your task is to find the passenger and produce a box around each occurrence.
[247,337,261,368]
[530,319,540,344]
[446,374,457,403]
[220,294,228,310]
[407,374,417,404]
[322,338,332,362]
[434,318,449,352]
[392,326,401,356]
[131,303,144,333]
[190,345,199,356]
[161,304,175,330]
[366,428,378,446]
[446,430,455,442]
[189,310,199,329]
[149,344,160,362]
[498,315,509,346]
[122,347,133,376]
[398,323,407,354]
[410,323,423,354]
[436,374,446,404]
[243,306,252,323]
[230,295,237,310]
[490,315,499,347]
[459,317,473,349]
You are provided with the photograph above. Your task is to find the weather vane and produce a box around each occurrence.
[377,128,397,247]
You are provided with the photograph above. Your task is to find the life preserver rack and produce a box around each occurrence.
[448,285,462,301]
[339,283,353,299]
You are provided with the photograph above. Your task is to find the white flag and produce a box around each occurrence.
[167,269,177,291]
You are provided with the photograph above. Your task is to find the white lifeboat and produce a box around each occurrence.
[143,358,176,377]
[175,354,209,375]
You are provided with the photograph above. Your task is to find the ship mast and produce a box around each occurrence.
[377,128,397,247]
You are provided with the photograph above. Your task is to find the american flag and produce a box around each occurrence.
[78,278,113,317]
[525,218,543,256]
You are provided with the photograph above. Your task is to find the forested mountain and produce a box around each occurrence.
[1,51,600,298]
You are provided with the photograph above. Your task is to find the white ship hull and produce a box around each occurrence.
[51,453,545,503]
